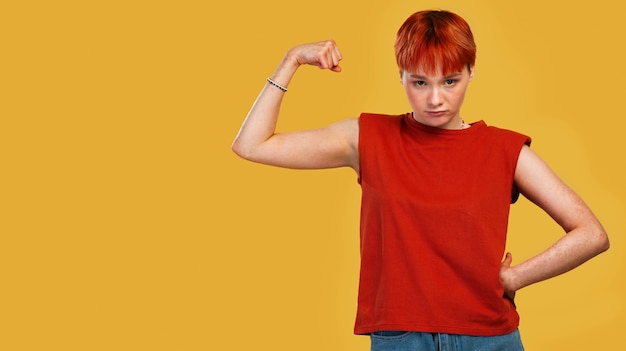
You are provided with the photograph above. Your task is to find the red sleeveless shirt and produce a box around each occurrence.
[355,113,531,336]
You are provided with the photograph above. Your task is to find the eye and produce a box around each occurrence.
[413,80,426,87]
[444,79,457,86]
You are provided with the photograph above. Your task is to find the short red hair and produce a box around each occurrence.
[395,10,476,75]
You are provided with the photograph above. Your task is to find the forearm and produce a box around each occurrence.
[232,51,300,159]
[505,224,609,292]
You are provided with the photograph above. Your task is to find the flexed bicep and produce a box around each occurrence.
[237,118,359,171]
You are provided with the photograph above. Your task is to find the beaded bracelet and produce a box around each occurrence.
[267,77,288,92]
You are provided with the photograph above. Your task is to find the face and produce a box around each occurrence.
[400,66,475,130]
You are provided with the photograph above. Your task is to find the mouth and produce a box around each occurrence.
[426,110,447,117]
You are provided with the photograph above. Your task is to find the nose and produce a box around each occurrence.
[428,87,443,107]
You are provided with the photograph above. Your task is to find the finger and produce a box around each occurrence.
[318,53,340,71]
[334,44,343,61]
[501,252,513,267]
[330,47,342,72]
[322,41,336,70]
[321,41,341,72]
[313,47,330,70]
[322,50,333,70]
[333,44,343,63]
[317,40,335,68]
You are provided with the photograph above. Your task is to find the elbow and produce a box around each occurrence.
[231,139,248,160]
[589,225,610,255]
[231,138,256,162]
[231,138,244,158]
[597,229,610,253]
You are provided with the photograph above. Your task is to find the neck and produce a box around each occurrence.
[411,112,468,130]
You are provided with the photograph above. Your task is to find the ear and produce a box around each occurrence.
[399,70,404,82]
[468,65,475,81]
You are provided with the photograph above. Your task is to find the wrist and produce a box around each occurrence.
[267,51,300,90]
[501,265,521,293]
[283,48,303,69]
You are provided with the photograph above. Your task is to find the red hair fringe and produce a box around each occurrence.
[395,10,476,75]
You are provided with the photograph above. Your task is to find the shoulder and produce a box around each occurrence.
[483,124,532,146]
[359,113,406,134]
[359,112,405,124]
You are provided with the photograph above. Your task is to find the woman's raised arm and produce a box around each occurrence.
[232,40,359,171]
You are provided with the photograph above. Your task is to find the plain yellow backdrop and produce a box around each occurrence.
[2,0,624,350]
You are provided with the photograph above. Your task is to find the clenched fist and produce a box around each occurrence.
[287,40,343,72]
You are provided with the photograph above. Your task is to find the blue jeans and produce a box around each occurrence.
[370,329,524,351]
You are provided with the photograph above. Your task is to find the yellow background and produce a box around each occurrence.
[2,0,624,350]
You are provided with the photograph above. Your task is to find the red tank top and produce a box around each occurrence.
[355,113,531,336]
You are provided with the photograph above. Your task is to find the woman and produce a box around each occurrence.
[232,10,609,351]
